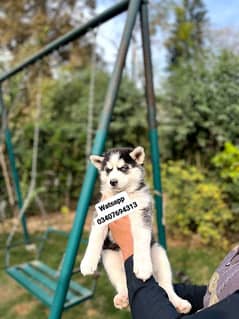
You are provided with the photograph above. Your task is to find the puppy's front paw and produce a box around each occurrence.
[113,293,129,309]
[133,257,152,281]
[80,256,98,276]
[175,298,192,314]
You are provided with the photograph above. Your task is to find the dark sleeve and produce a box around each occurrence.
[125,256,182,319]
[124,256,239,319]
[174,284,207,313]
[184,292,239,319]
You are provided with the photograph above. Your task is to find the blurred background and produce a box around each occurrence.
[0,1,239,318]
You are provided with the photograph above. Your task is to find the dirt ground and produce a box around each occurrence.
[0,206,95,236]
[1,206,192,249]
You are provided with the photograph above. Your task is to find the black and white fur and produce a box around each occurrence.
[80,146,192,313]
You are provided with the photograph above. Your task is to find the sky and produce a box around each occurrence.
[205,0,239,29]
[2,0,238,80]
[95,0,239,86]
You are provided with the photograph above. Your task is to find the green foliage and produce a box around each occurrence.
[162,0,239,166]
[160,51,239,164]
[2,67,148,212]
[159,57,210,162]
[212,142,239,234]
[166,0,207,68]
[0,0,94,70]
[108,77,148,149]
[212,142,239,181]
[162,161,232,247]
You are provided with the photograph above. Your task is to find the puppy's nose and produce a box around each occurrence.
[110,179,118,187]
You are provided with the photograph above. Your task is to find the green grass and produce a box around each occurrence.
[0,229,227,319]
[168,244,226,285]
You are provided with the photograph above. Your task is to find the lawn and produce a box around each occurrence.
[0,217,227,319]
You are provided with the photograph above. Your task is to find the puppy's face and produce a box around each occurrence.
[90,146,145,193]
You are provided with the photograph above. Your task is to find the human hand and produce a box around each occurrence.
[109,215,133,261]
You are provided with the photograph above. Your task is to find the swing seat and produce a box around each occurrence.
[6,260,94,310]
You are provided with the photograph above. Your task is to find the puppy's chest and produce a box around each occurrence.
[128,191,152,211]
[127,191,152,223]
[103,191,153,251]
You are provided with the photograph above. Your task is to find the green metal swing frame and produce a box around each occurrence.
[0,1,166,318]
[5,227,96,310]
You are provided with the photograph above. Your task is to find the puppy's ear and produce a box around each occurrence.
[130,146,145,164]
[90,155,104,170]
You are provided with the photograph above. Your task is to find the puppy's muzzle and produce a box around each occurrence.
[110,179,118,187]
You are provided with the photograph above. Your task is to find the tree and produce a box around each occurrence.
[160,50,239,166]
[0,1,148,211]
[166,0,207,69]
[5,67,148,211]
[0,0,96,69]
[108,77,148,149]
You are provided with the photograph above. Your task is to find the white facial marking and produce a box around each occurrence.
[106,163,113,170]
[109,153,122,167]
[99,151,144,194]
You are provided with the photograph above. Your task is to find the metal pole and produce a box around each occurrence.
[140,1,166,248]
[0,86,30,243]
[0,0,130,83]
[48,1,142,318]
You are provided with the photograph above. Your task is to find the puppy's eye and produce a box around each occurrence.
[119,165,129,173]
[105,167,112,174]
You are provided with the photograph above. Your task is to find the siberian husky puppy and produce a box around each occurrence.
[80,146,192,313]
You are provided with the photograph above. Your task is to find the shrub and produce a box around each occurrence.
[162,161,232,247]
[212,142,239,235]
[212,142,239,181]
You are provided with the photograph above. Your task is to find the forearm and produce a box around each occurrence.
[125,256,239,319]
[125,256,181,319]
[174,284,206,313]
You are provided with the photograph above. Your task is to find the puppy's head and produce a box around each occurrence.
[90,146,145,193]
